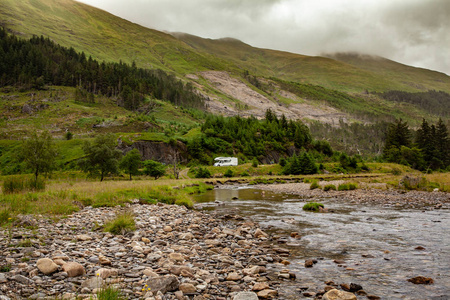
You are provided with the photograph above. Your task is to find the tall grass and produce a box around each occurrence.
[0,177,204,218]
[104,211,135,235]
[2,175,45,194]
[97,286,125,300]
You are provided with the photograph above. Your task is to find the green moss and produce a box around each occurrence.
[302,202,324,212]
[310,181,320,190]
[338,183,357,191]
[323,184,337,191]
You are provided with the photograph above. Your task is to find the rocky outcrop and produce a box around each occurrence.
[119,140,188,164]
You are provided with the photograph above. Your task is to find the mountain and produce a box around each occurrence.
[0,0,449,125]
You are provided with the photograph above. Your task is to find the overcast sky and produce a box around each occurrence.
[77,0,450,75]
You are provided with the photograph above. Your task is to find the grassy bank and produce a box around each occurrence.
[1,164,448,227]
[0,177,213,224]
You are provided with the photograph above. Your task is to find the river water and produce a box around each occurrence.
[194,187,449,300]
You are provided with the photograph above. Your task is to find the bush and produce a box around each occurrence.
[252,158,259,168]
[143,160,166,180]
[323,184,337,191]
[2,175,45,194]
[283,153,318,175]
[400,175,428,190]
[361,163,369,171]
[195,167,211,178]
[104,211,136,235]
[310,181,320,190]
[224,168,234,178]
[25,176,45,191]
[64,131,73,140]
[303,202,324,212]
[338,183,358,191]
[279,157,287,167]
[3,176,25,194]
[241,171,250,177]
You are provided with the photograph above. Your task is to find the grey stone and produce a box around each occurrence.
[13,274,34,285]
[233,291,259,300]
[146,275,179,293]
[81,277,104,290]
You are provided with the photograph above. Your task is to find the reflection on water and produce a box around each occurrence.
[194,187,450,300]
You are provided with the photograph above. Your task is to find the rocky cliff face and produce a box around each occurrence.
[120,140,189,164]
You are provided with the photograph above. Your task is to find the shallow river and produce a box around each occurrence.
[194,187,449,300]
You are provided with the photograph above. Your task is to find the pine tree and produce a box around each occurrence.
[434,118,450,168]
[383,119,411,160]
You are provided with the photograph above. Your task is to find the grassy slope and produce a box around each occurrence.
[1,0,449,95]
[0,0,231,74]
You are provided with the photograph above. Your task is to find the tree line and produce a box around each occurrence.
[384,118,450,171]
[187,109,333,165]
[18,132,169,184]
[0,27,205,110]
[376,90,450,118]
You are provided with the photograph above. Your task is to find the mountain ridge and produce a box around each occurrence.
[1,0,449,94]
[0,0,449,127]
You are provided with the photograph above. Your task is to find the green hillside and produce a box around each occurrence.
[1,0,449,94]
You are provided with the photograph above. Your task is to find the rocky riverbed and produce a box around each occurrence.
[253,182,450,209]
[2,183,447,300]
[0,200,357,300]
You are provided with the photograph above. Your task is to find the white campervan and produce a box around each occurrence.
[214,157,238,166]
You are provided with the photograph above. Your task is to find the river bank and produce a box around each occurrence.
[0,200,322,300]
[253,181,450,209]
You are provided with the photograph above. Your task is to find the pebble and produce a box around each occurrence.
[0,203,292,299]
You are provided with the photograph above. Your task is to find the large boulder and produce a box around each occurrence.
[407,276,434,284]
[62,262,85,277]
[179,283,196,294]
[145,275,179,294]
[257,289,278,299]
[323,289,357,300]
[36,258,58,275]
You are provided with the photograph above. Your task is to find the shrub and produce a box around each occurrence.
[252,158,259,168]
[64,131,73,140]
[195,167,211,178]
[400,175,428,190]
[310,181,320,190]
[2,175,45,194]
[104,211,136,235]
[361,163,369,171]
[25,176,45,191]
[241,171,250,177]
[303,202,324,212]
[143,160,166,180]
[279,157,287,167]
[323,184,337,191]
[224,168,234,178]
[283,153,318,175]
[3,176,25,194]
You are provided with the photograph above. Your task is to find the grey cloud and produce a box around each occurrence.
[78,0,450,75]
